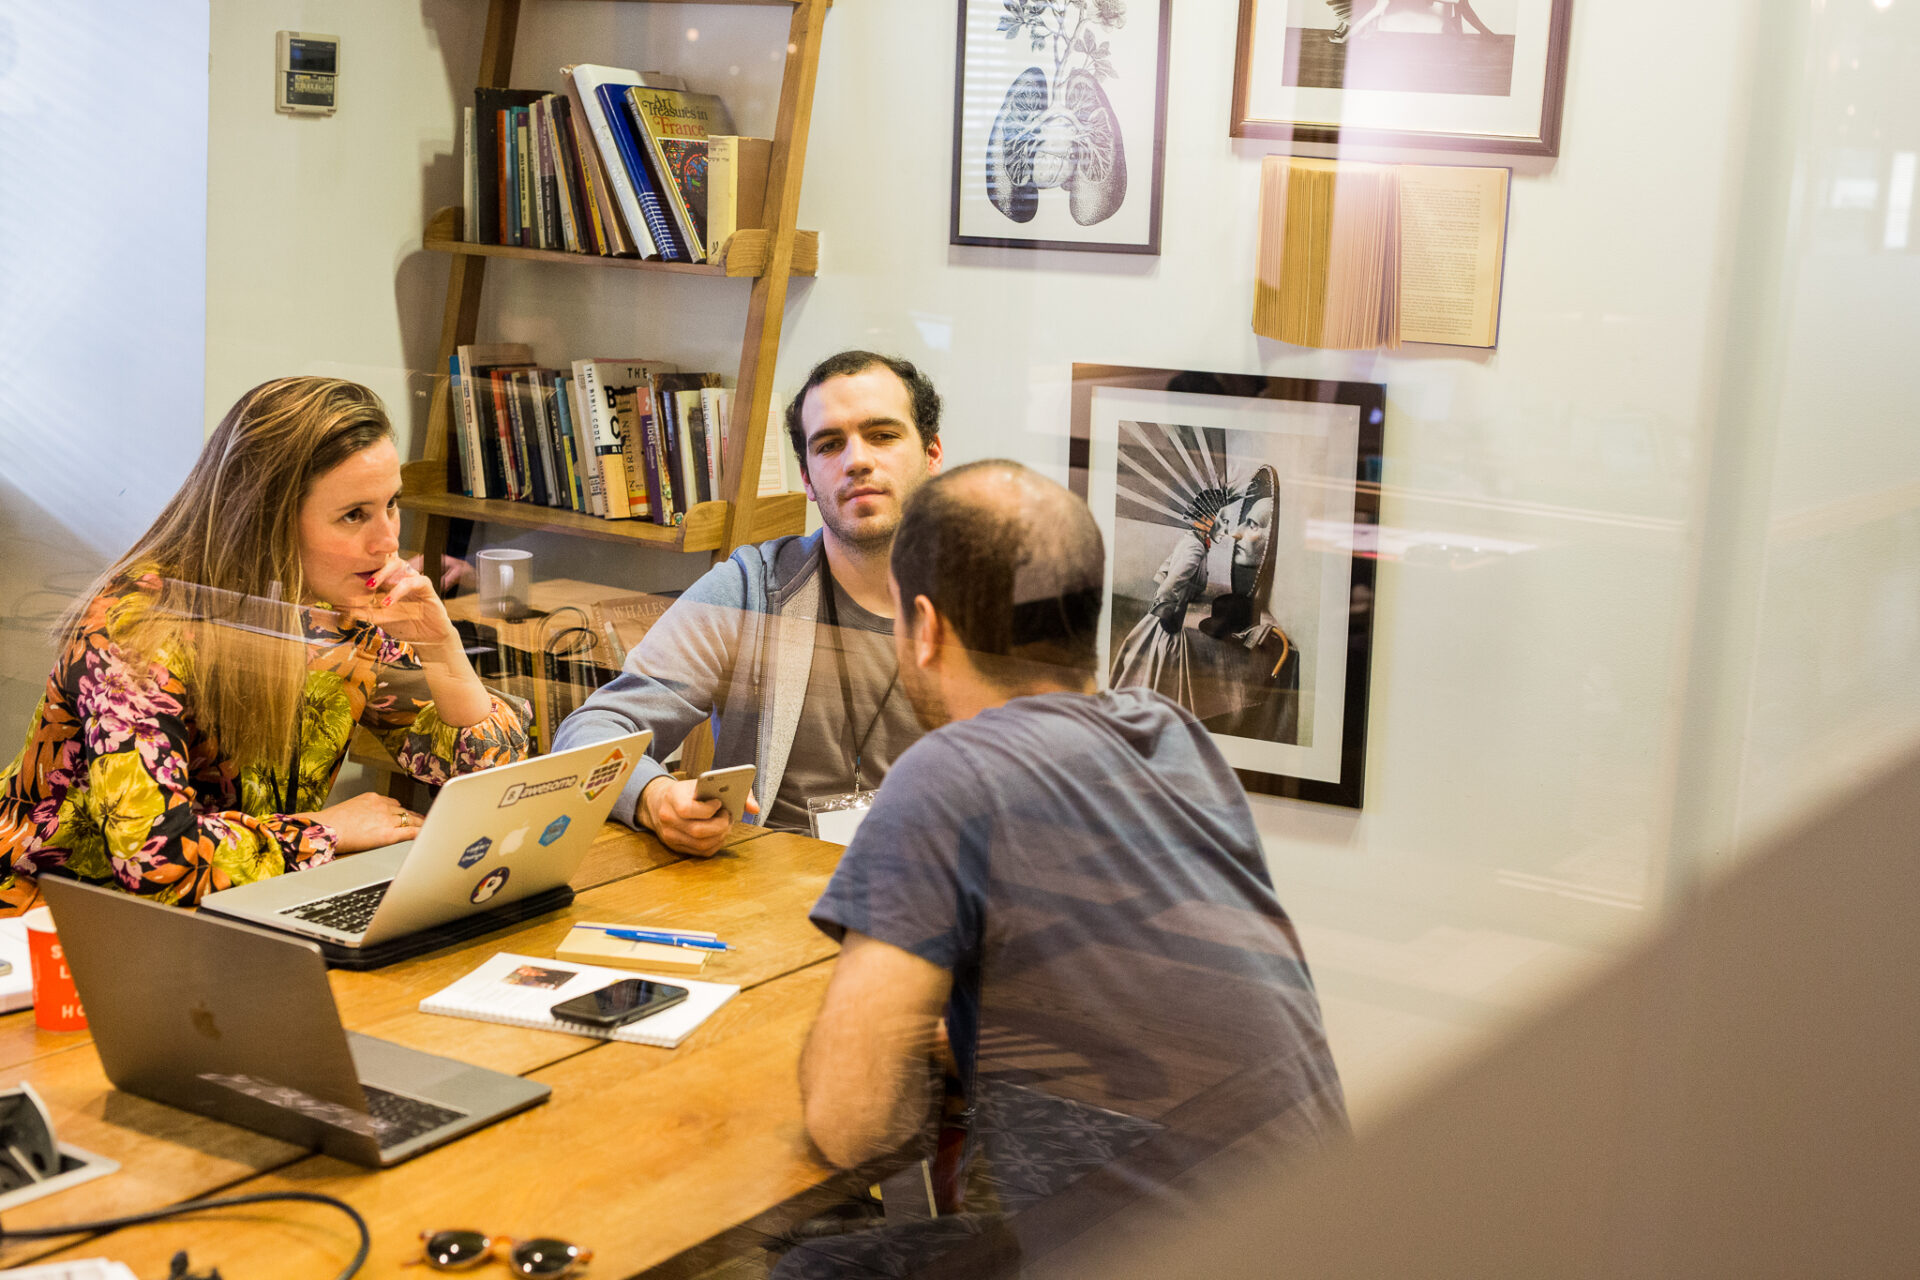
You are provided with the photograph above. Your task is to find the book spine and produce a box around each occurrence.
[695,387,718,502]
[603,86,685,261]
[582,366,634,520]
[540,374,566,505]
[700,386,726,498]
[574,72,660,258]
[463,363,494,500]
[473,98,496,245]
[503,373,531,500]
[570,364,612,517]
[545,100,581,253]
[657,390,682,519]
[552,374,584,511]
[707,135,737,258]
[526,372,557,505]
[625,88,703,261]
[565,380,590,511]
[462,107,478,243]
[447,358,471,497]
[620,389,655,519]
[458,361,488,498]
[515,110,535,248]
[552,98,595,254]
[519,372,553,505]
[496,109,512,245]
[672,391,701,507]
[560,74,632,256]
[651,389,679,524]
[528,98,550,249]
[536,99,562,251]
[488,373,521,498]
[629,387,660,518]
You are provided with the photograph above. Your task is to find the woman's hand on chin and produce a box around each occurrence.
[360,555,460,657]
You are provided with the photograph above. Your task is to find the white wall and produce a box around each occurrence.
[195,0,1919,1123]
[0,0,209,730]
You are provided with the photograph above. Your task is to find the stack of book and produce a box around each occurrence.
[448,344,794,526]
[460,64,767,264]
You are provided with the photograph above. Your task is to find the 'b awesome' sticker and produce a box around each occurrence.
[498,776,577,807]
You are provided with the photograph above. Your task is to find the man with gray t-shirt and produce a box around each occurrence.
[790,462,1344,1276]
[552,351,942,856]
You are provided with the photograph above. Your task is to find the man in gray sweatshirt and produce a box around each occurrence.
[551,350,945,855]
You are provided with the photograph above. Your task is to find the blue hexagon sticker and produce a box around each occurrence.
[539,815,571,847]
[457,836,492,869]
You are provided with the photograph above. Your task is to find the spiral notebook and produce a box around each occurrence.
[419,952,737,1048]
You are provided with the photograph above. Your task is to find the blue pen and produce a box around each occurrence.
[603,928,729,952]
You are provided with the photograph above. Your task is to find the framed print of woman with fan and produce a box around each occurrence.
[1071,366,1385,807]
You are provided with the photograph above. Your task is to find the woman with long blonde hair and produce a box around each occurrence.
[0,377,529,913]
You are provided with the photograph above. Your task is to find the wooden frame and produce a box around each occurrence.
[1071,363,1385,808]
[949,0,1172,254]
[1230,0,1573,156]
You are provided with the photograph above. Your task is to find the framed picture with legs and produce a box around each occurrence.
[1231,0,1574,154]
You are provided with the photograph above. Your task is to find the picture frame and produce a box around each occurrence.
[1230,0,1574,155]
[951,0,1172,254]
[1070,364,1385,807]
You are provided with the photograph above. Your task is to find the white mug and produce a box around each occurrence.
[477,549,533,620]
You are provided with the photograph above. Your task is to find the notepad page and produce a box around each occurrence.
[419,951,738,1049]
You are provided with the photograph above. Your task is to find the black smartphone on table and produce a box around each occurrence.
[551,978,689,1028]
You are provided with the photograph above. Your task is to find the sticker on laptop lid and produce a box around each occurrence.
[581,747,630,802]
[470,866,510,904]
[457,836,492,869]
[498,775,577,808]
[539,815,571,846]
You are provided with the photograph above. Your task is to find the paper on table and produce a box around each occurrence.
[419,952,737,1049]
[0,918,34,1012]
[0,1261,139,1280]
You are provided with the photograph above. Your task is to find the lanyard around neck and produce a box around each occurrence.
[818,566,899,792]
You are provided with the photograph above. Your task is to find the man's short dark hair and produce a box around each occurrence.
[784,351,941,479]
[891,461,1104,692]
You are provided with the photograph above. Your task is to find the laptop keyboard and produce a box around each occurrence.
[281,881,393,936]
[361,1085,467,1149]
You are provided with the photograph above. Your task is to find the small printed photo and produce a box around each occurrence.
[503,964,574,990]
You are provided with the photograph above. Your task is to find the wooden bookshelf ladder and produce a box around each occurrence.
[395,0,832,783]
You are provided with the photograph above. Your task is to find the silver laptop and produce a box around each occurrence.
[198,733,648,960]
[41,877,549,1167]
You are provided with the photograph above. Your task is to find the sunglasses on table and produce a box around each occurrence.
[407,1230,592,1277]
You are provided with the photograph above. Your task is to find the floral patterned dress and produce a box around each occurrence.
[0,573,530,914]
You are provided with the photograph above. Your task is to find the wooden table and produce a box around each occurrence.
[1,825,852,1278]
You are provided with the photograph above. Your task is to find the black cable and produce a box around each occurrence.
[0,1189,371,1280]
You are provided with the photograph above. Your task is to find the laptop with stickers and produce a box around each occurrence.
[198,733,649,969]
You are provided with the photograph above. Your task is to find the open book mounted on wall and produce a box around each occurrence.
[1254,157,1511,350]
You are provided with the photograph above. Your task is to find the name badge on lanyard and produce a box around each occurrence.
[807,790,876,846]
[809,570,896,846]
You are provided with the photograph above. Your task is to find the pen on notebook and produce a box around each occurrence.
[603,929,730,952]
[579,923,717,941]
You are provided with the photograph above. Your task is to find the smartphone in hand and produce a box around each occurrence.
[551,978,689,1029]
[694,764,756,824]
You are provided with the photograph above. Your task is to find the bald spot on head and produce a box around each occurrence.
[891,460,1106,691]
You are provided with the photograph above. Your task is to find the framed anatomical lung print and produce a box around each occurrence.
[1071,365,1386,808]
[951,0,1171,254]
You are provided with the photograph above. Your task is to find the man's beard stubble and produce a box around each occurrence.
[896,656,951,733]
